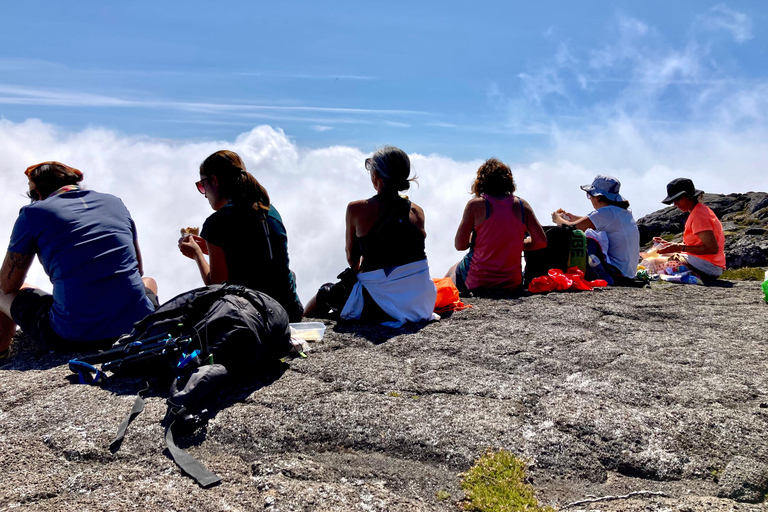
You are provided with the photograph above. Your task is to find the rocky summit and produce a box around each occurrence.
[2,279,767,511]
[637,191,768,269]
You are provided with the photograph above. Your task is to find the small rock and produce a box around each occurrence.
[716,456,768,503]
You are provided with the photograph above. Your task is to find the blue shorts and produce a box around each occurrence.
[454,250,473,293]
[11,287,159,352]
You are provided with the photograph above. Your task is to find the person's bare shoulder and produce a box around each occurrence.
[346,198,372,216]
[466,197,485,211]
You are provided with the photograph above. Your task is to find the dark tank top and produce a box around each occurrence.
[357,196,426,272]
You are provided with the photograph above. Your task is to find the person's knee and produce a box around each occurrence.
[0,290,18,318]
[142,277,158,294]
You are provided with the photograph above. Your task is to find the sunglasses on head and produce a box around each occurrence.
[365,158,373,172]
[195,177,209,194]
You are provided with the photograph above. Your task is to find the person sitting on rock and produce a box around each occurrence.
[0,162,158,358]
[178,150,304,322]
[551,175,641,279]
[303,146,437,327]
[653,178,725,280]
[446,158,547,292]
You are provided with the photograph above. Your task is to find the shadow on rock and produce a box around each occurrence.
[332,320,435,344]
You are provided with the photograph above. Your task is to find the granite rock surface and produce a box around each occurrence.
[1,280,767,511]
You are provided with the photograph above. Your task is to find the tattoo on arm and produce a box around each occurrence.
[6,253,33,280]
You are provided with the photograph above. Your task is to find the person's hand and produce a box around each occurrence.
[656,242,684,255]
[190,234,208,255]
[652,236,667,244]
[178,235,205,259]
[551,211,565,224]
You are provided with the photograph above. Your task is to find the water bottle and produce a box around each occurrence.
[569,230,587,272]
[762,270,768,303]
[587,254,613,285]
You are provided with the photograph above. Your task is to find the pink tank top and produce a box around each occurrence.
[464,194,527,290]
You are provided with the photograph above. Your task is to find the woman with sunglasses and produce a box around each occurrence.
[551,175,640,279]
[178,150,303,321]
[303,146,437,326]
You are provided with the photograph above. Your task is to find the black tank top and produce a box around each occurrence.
[357,196,426,272]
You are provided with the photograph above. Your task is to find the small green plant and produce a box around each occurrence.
[720,267,766,281]
[710,467,723,481]
[387,391,401,397]
[460,449,555,512]
[410,395,421,400]
[436,490,451,501]
[659,233,677,242]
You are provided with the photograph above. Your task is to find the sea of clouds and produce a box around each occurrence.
[1,115,766,304]
[2,6,767,303]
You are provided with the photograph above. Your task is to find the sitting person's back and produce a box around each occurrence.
[0,162,158,356]
[200,202,302,320]
[304,146,437,326]
[179,150,303,322]
[357,194,426,272]
[447,158,547,292]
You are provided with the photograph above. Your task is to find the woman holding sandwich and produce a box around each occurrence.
[178,150,304,321]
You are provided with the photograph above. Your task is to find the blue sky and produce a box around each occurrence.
[1,2,767,300]
[2,1,765,160]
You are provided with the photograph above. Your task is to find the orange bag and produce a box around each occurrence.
[433,277,472,313]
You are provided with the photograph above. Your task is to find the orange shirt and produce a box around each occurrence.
[683,203,726,268]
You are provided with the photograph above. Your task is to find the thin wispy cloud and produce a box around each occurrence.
[237,72,375,81]
[696,3,754,43]
[0,84,429,116]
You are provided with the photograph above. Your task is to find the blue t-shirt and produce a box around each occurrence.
[8,189,154,341]
[587,205,641,278]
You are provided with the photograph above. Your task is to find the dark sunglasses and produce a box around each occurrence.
[195,177,209,194]
[364,158,373,172]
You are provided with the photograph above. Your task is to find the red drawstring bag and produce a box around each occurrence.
[433,277,472,313]
[528,267,607,293]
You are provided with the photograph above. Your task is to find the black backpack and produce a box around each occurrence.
[523,225,576,288]
[69,283,293,487]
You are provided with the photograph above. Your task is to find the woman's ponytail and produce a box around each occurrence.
[200,150,271,211]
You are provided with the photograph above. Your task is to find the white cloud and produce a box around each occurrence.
[697,4,754,43]
[0,84,428,116]
[1,117,766,310]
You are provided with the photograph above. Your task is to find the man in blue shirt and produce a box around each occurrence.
[0,161,158,358]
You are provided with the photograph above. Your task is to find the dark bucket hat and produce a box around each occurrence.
[580,175,625,202]
[662,178,704,205]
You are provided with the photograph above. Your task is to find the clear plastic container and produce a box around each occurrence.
[289,322,326,342]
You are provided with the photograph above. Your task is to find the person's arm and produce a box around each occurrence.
[521,199,547,251]
[134,239,145,277]
[179,236,226,285]
[409,202,426,238]
[454,199,482,251]
[552,210,596,231]
[130,218,145,277]
[0,251,34,294]
[657,230,719,255]
[345,202,362,271]
[206,242,229,284]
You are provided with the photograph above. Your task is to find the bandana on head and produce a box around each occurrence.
[24,161,83,179]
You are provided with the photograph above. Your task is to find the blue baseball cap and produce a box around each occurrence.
[580,175,625,202]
